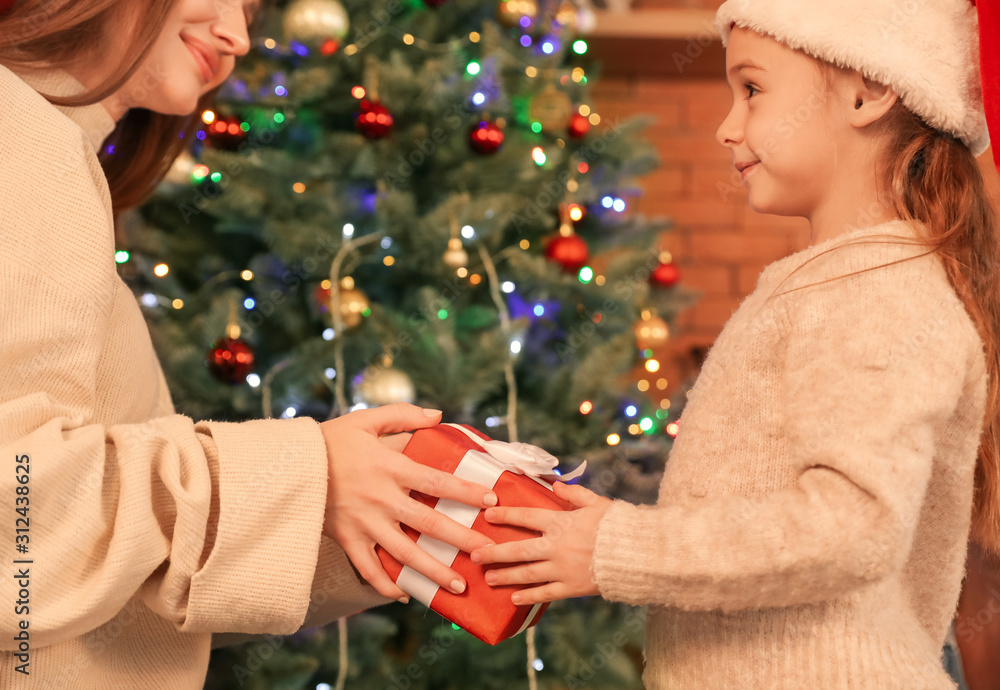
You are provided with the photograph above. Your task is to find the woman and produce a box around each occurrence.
[0,1,494,686]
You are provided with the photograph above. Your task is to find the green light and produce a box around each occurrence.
[273,113,285,124]
[531,121,543,134]
[362,307,372,317]
[114,250,130,264]
[210,172,222,183]
[534,151,547,166]
[438,309,448,319]
[581,76,588,84]
[573,40,588,55]
[192,168,208,181]
[655,409,668,420]
[467,61,481,76]
[640,417,654,431]
[240,122,250,132]
[578,266,594,283]
[642,348,653,358]
[451,623,461,630]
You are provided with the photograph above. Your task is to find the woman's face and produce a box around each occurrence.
[113,0,259,117]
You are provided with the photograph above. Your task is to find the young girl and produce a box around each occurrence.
[0,2,497,686]
[472,1,1000,687]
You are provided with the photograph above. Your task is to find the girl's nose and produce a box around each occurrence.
[212,9,251,57]
[715,105,742,149]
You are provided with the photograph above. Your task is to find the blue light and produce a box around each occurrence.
[625,405,638,417]
[104,144,116,155]
[290,41,309,57]
[196,131,207,141]
[461,225,475,239]
[613,198,626,212]
[472,92,486,106]
[381,237,392,249]
[541,41,555,54]
[323,328,335,341]
[601,196,614,208]
[243,297,255,310]
[274,85,287,97]
[519,16,532,28]
[533,303,545,317]
[141,293,158,308]
[520,35,532,47]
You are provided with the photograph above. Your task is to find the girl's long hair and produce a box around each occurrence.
[773,61,1000,561]
[0,0,262,217]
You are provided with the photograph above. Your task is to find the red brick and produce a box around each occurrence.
[737,263,771,296]
[689,230,790,263]
[690,295,742,330]
[652,199,739,227]
[674,262,730,296]
[691,162,743,199]
[642,164,688,199]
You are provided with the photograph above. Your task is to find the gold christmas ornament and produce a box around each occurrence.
[442,237,469,268]
[634,313,670,350]
[497,0,539,28]
[529,85,573,133]
[554,0,578,32]
[283,0,350,46]
[164,150,197,186]
[332,277,369,328]
[355,362,416,406]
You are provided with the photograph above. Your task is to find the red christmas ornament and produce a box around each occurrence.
[568,112,591,139]
[544,233,589,272]
[206,337,255,384]
[314,283,331,313]
[355,99,394,139]
[205,115,248,151]
[469,120,504,154]
[650,261,680,287]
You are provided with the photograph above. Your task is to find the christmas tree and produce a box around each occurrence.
[119,0,701,687]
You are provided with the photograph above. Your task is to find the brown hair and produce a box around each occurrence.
[0,0,265,218]
[770,60,1000,560]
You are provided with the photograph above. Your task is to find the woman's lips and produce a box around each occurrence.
[184,38,213,82]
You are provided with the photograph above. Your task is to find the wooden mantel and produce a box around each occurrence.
[587,9,726,79]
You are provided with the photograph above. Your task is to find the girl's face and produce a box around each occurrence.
[109,0,259,118]
[716,26,849,219]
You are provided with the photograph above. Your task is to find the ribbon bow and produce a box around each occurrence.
[444,423,587,482]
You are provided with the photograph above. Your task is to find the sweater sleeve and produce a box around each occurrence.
[0,130,377,651]
[592,262,974,611]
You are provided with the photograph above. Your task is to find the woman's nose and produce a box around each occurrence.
[212,10,251,57]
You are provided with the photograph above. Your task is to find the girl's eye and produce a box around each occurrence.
[744,83,759,99]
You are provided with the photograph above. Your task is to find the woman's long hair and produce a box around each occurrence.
[0,0,263,217]
[773,60,1000,561]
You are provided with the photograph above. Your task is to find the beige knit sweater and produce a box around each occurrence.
[0,65,387,688]
[594,220,989,688]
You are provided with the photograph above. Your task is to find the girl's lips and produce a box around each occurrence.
[184,38,213,82]
[741,163,758,180]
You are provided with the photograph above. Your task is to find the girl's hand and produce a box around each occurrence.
[469,482,612,605]
[320,404,498,602]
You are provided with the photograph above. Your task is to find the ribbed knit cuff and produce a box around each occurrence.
[183,416,329,634]
[592,499,662,605]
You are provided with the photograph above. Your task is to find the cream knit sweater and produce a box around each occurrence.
[0,65,387,688]
[594,220,989,688]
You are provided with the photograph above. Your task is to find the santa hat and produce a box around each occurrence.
[715,0,1000,175]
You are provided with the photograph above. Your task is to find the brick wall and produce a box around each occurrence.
[589,6,1000,400]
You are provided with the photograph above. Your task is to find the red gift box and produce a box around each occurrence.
[375,423,580,645]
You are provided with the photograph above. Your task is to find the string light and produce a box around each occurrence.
[579,401,593,414]
[293,182,306,194]
[628,424,640,435]
[243,297,255,309]
[667,422,680,437]
[351,86,366,98]
[383,256,395,266]
[656,378,668,389]
[519,239,530,249]
[154,263,169,277]
[637,380,650,391]
[201,110,216,124]
[578,267,593,284]
[607,433,621,445]
[114,250,130,264]
[595,275,606,286]
[172,299,184,309]
[531,146,546,165]
[645,359,660,373]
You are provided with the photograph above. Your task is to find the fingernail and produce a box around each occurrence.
[483,492,498,507]
[450,579,466,594]
[485,571,497,585]
[512,593,522,605]
[471,551,482,564]
[398,595,410,604]
[485,508,496,520]
[423,408,442,417]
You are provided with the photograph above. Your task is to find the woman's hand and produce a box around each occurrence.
[470,482,612,605]
[321,404,498,602]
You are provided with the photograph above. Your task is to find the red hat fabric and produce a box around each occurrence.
[974,0,1000,174]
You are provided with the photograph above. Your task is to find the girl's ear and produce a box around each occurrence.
[849,74,898,128]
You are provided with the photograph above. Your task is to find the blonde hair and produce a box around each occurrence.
[0,0,264,217]
[769,58,1000,561]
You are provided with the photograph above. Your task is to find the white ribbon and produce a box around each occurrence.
[442,423,587,482]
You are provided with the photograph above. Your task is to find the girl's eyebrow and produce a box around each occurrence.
[727,60,767,78]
